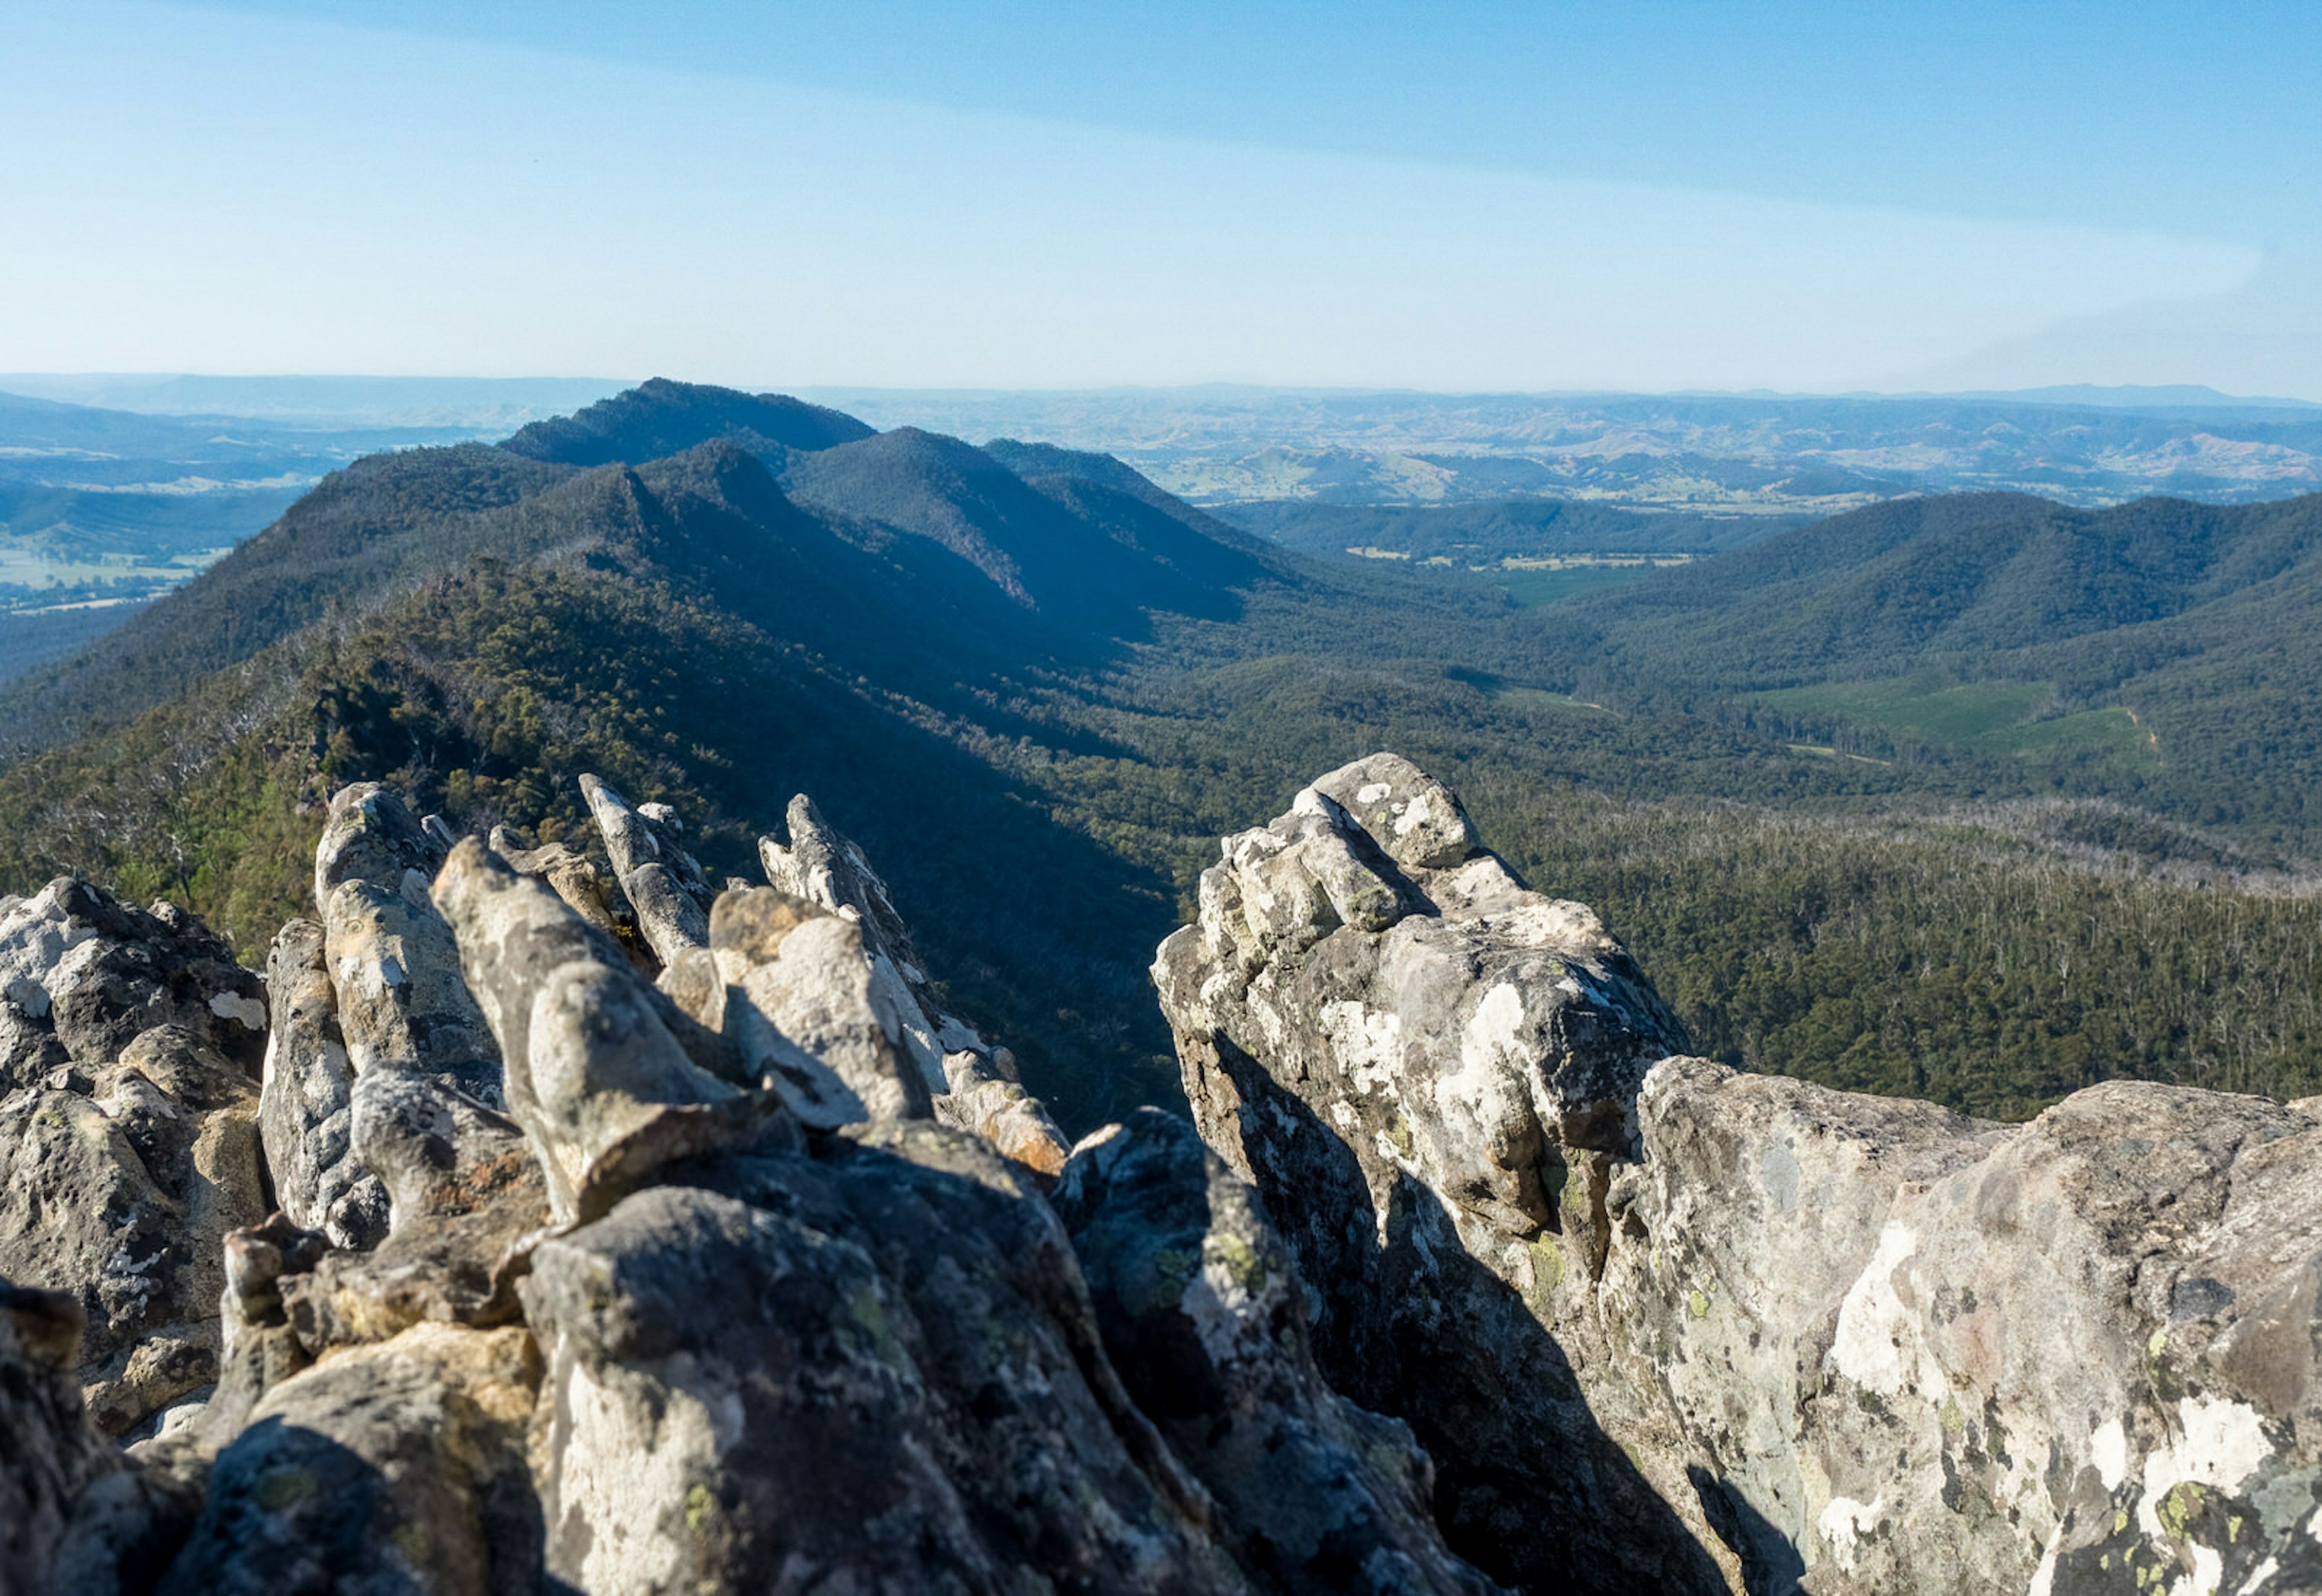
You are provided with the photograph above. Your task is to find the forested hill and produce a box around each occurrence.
[1555,491,2322,684]
[0,383,1290,1124]
[1528,490,2322,846]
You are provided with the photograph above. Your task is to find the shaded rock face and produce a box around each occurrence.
[1156,751,1715,1592]
[1055,1110,1507,1596]
[0,1280,121,1592]
[1156,753,2322,1595]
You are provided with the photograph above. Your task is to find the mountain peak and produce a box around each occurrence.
[498,378,874,467]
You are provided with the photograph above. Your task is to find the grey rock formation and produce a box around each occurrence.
[1155,751,1709,1590]
[717,889,932,1127]
[580,773,716,967]
[763,792,1070,1172]
[25,753,2321,1595]
[1055,1110,1506,1595]
[1157,753,2322,1595]
[275,1068,550,1352]
[432,836,772,1226]
[154,1322,544,1595]
[4,774,1483,1595]
[522,1128,1250,1594]
[1602,1059,2322,1596]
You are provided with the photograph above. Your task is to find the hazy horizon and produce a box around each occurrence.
[7,374,2320,410]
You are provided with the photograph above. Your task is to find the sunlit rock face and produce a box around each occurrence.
[1157,751,2322,1595]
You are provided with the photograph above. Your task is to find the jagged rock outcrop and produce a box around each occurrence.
[0,770,1500,1594]
[314,783,499,1103]
[21,750,2317,1594]
[580,773,717,967]
[764,791,1070,1174]
[431,835,772,1228]
[1156,752,2322,1595]
[1156,751,1712,1591]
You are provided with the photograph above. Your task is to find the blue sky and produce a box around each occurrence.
[3,1,2316,394]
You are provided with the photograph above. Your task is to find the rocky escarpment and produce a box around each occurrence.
[0,773,1492,1594]
[1157,752,2322,1595]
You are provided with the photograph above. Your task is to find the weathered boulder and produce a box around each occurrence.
[276,1068,551,1353]
[763,793,1070,1170]
[522,1123,1247,1594]
[257,919,388,1250]
[0,1025,268,1438]
[0,879,266,1090]
[1603,1059,2322,1595]
[1156,753,1714,1591]
[712,886,933,1127]
[153,1322,544,1596]
[1056,1110,1505,1595]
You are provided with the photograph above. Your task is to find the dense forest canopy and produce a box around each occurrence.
[2,381,2315,1130]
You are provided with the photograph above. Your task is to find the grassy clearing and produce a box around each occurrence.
[1485,683,1615,715]
[1757,675,2158,770]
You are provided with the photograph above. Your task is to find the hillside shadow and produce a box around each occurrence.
[1203,1034,1731,1594]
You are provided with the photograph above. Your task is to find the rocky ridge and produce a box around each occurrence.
[1,752,2317,1593]
[0,770,1477,1593]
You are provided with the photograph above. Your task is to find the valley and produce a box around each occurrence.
[0,381,2317,1132]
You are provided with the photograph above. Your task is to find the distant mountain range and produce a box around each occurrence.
[0,380,1283,1124]
[0,374,629,429]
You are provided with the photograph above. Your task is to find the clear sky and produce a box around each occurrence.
[4,1,2317,395]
